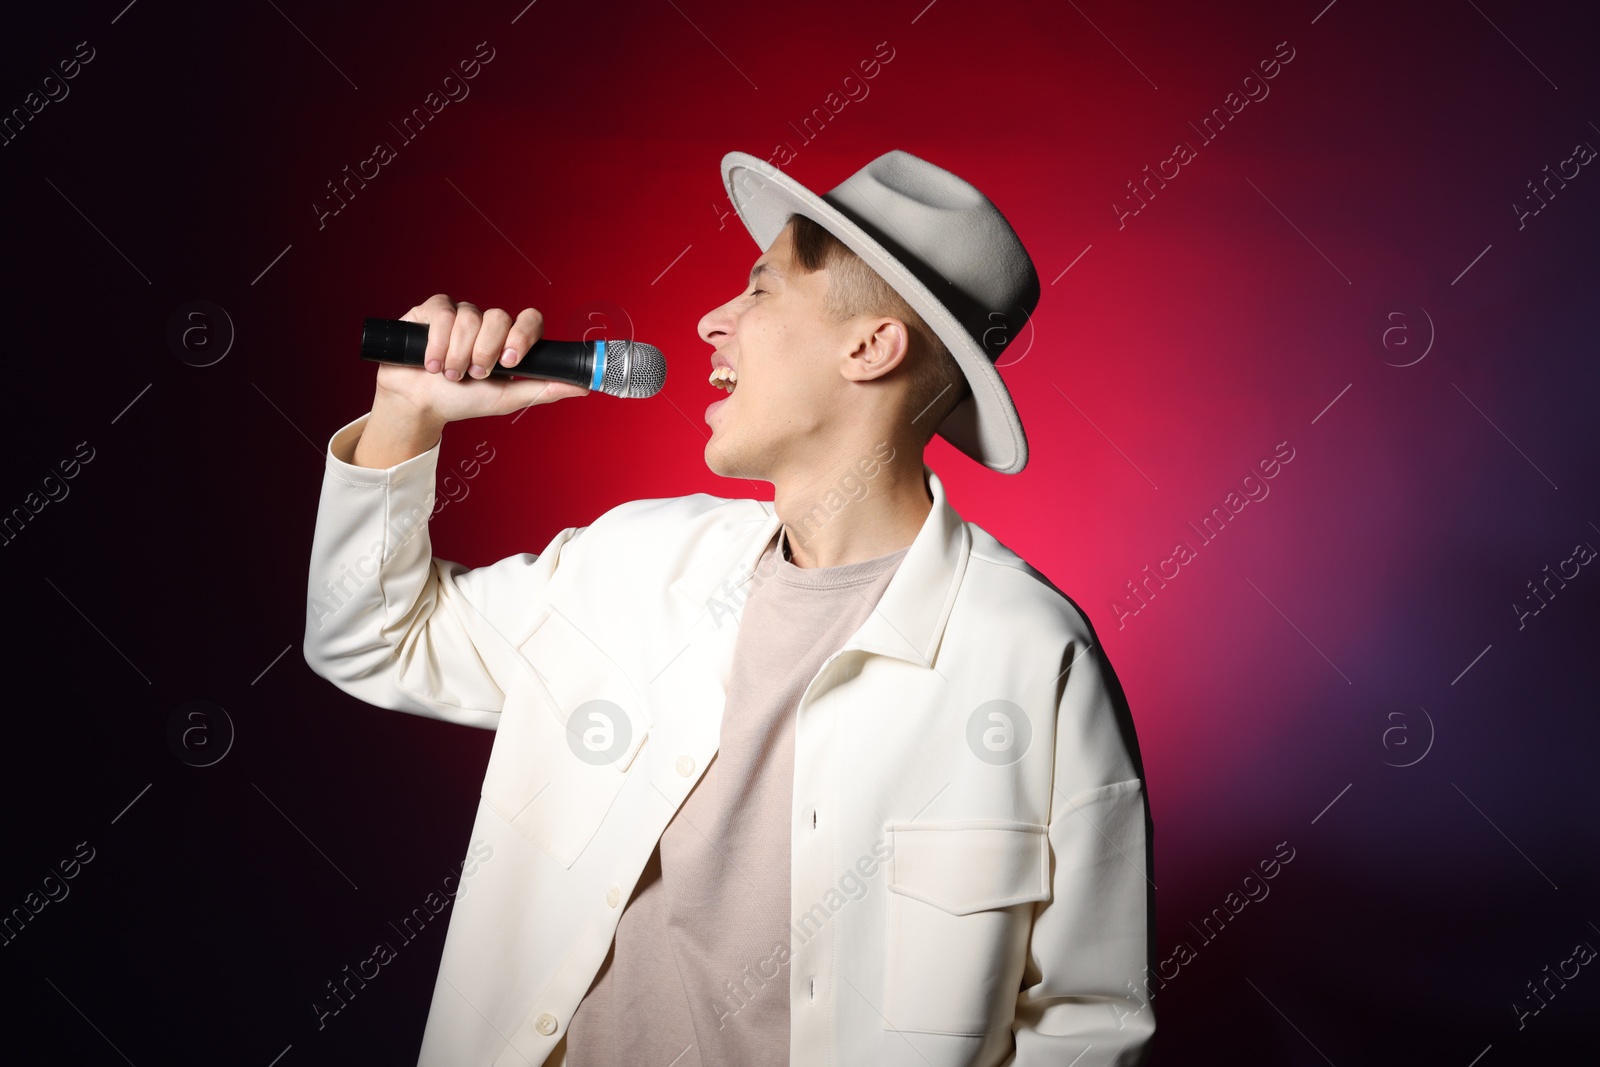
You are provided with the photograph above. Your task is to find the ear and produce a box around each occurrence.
[839,317,910,384]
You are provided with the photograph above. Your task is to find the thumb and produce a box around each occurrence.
[496,377,591,414]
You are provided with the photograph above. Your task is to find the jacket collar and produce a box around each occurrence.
[669,463,970,669]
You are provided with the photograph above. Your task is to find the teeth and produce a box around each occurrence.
[708,366,738,392]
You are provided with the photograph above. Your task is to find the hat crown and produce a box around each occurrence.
[822,150,1039,365]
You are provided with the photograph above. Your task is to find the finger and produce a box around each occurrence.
[445,302,482,381]
[501,307,545,368]
[469,308,513,379]
[408,294,455,373]
[400,293,447,323]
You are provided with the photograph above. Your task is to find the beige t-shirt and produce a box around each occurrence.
[565,527,908,1067]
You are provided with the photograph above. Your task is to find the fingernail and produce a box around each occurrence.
[470,365,488,378]
[426,359,441,373]
[500,348,516,366]
[444,368,460,381]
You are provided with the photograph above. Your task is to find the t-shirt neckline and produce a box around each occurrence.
[770,528,909,589]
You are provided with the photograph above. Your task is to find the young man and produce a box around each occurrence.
[303,149,1154,1067]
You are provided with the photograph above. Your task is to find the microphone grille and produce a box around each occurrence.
[603,341,667,398]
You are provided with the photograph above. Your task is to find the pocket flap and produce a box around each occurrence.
[518,605,649,772]
[479,606,650,869]
[885,820,1050,915]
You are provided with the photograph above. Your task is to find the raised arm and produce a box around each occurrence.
[301,294,592,729]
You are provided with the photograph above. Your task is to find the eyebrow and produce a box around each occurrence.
[748,262,783,286]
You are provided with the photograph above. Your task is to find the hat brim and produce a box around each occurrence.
[720,152,1028,475]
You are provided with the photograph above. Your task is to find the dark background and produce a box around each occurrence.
[2,0,1596,1063]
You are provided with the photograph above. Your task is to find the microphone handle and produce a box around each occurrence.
[360,317,601,389]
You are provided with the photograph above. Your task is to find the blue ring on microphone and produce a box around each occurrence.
[589,340,605,391]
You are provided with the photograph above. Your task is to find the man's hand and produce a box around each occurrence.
[353,294,590,468]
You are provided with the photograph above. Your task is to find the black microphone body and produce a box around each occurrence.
[360,317,665,398]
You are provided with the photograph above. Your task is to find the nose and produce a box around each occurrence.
[698,294,736,348]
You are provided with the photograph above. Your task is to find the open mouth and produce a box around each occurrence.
[705,367,737,424]
[708,366,738,394]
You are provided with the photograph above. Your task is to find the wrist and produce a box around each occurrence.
[354,393,445,469]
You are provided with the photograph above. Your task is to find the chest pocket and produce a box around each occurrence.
[882,820,1051,1035]
[480,605,650,869]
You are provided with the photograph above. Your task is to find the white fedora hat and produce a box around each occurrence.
[720,148,1038,474]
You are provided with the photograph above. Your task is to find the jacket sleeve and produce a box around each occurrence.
[1011,637,1155,1065]
[301,411,585,730]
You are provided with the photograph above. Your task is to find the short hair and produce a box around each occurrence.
[785,212,970,442]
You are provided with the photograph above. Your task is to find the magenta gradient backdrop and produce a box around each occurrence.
[3,0,1596,1063]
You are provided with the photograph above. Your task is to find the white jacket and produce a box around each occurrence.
[303,411,1155,1067]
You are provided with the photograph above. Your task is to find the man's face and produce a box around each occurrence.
[696,220,857,481]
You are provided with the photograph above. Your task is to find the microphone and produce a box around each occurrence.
[359,317,666,398]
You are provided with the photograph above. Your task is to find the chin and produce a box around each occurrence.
[704,440,741,478]
[705,438,766,482]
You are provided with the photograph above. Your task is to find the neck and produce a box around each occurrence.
[773,450,932,569]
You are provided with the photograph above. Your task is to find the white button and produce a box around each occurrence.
[606,885,620,907]
[676,755,695,777]
[534,1012,558,1035]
